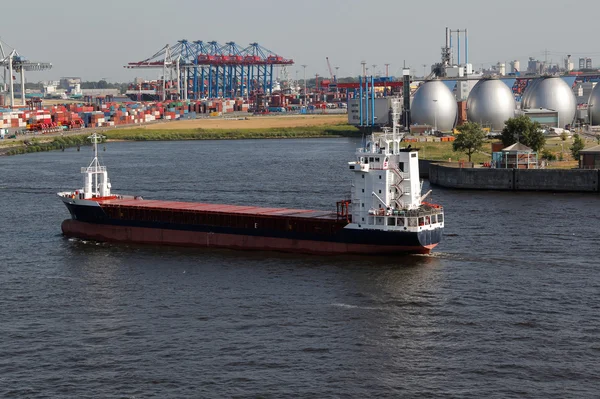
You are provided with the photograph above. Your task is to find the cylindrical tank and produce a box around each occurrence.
[521,76,577,127]
[497,63,506,76]
[467,78,516,131]
[510,60,520,73]
[589,83,600,126]
[411,80,457,131]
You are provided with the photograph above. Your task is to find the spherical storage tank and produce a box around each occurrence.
[521,76,576,127]
[588,83,600,125]
[411,80,457,131]
[467,78,516,131]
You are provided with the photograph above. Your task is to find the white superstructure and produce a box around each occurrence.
[58,133,119,204]
[346,126,444,234]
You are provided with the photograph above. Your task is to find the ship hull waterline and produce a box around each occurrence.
[61,219,438,255]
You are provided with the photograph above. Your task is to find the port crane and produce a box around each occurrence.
[326,57,336,84]
[125,40,293,101]
[0,38,52,107]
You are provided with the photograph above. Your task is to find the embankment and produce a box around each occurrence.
[429,163,600,192]
[1,124,359,156]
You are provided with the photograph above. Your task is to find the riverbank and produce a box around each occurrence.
[0,121,359,155]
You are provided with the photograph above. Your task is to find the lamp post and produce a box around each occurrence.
[590,104,594,130]
[301,64,307,105]
[433,99,438,132]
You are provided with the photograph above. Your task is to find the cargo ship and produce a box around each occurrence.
[58,133,444,255]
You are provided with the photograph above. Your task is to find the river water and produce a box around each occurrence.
[0,138,599,398]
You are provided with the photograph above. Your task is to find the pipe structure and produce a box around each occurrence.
[457,30,461,65]
[465,28,469,64]
[449,34,453,65]
[371,75,375,126]
[359,75,363,126]
[365,76,369,127]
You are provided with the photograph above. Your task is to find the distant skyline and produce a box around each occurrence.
[2,0,600,83]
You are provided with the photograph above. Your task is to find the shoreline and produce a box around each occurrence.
[0,124,360,156]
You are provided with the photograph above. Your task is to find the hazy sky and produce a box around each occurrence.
[2,0,599,83]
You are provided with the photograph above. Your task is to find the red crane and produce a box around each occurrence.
[326,57,336,83]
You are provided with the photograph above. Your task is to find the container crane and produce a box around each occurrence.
[125,40,293,100]
[0,39,52,107]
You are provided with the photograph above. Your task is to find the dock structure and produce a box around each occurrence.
[125,40,293,101]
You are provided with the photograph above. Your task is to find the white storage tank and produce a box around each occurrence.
[411,80,457,131]
[521,76,576,127]
[510,60,520,74]
[497,63,506,76]
[589,83,600,125]
[467,78,516,131]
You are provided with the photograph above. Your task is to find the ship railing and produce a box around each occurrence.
[390,168,409,180]
[390,206,443,217]
[81,166,107,173]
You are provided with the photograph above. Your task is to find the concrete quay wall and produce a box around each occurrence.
[429,164,600,192]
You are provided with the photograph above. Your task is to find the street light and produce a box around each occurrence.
[301,64,307,105]
[433,99,438,132]
[590,104,594,130]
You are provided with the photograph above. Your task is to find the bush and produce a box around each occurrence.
[541,149,557,161]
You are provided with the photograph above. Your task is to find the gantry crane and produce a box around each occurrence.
[125,40,293,100]
[0,39,52,107]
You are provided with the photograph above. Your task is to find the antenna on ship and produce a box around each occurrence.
[87,132,106,196]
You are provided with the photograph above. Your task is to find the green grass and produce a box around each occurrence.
[417,141,492,163]
[5,135,91,155]
[420,136,599,167]
[2,124,360,156]
[104,124,359,141]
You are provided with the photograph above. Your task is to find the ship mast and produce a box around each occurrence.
[88,133,102,195]
[81,133,110,199]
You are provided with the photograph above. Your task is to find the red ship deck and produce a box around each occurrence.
[98,198,339,221]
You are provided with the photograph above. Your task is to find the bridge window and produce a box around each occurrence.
[388,218,396,226]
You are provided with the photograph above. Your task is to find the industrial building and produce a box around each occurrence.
[579,57,593,70]
[348,97,392,126]
[579,145,600,169]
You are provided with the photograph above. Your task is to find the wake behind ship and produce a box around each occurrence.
[59,133,444,255]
